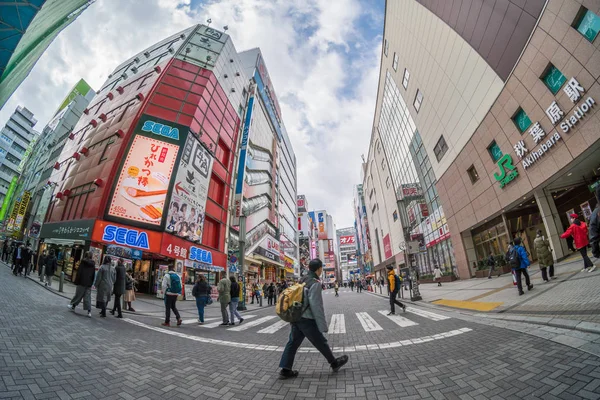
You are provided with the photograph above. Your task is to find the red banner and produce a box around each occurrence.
[383,234,392,259]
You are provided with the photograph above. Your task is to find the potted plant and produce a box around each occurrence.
[475,260,489,278]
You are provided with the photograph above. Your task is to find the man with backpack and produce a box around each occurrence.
[278,258,348,379]
[508,237,533,296]
[161,265,182,327]
[386,265,406,315]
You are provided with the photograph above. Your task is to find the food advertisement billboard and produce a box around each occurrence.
[165,135,213,243]
[106,116,187,229]
[317,211,327,240]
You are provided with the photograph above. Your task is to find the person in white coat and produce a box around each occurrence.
[434,266,442,287]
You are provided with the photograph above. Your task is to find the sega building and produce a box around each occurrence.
[41,25,247,296]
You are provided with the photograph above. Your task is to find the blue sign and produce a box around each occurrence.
[131,249,143,260]
[102,225,149,250]
[254,70,282,141]
[229,264,238,273]
[141,120,180,140]
[190,246,213,264]
[234,94,255,197]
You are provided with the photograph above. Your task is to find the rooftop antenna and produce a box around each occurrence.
[206,18,212,27]
[361,154,365,163]
[223,25,229,31]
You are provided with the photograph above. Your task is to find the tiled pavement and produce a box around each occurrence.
[1,265,600,399]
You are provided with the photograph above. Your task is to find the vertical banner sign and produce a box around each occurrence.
[165,135,213,243]
[14,191,31,232]
[328,239,334,262]
[0,176,18,221]
[234,88,255,225]
[317,212,327,240]
[6,199,20,232]
[106,115,187,229]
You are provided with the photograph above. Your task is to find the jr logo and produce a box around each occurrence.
[494,154,519,188]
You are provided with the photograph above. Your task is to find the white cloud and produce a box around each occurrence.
[0,0,382,228]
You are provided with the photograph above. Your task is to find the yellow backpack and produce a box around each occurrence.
[276,283,307,322]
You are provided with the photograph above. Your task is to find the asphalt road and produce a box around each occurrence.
[1,266,599,399]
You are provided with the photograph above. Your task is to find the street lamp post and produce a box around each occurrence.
[237,215,247,311]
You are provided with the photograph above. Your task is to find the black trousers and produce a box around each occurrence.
[164,295,180,324]
[579,247,594,268]
[389,291,404,313]
[540,265,554,281]
[112,294,122,316]
[515,268,531,293]
[279,318,336,370]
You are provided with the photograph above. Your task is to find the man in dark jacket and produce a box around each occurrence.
[21,243,32,277]
[38,251,47,281]
[12,243,23,275]
[110,259,127,318]
[67,252,96,317]
[589,186,600,271]
[44,250,58,287]
[278,258,348,380]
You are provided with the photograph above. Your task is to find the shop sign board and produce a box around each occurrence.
[328,239,335,262]
[297,195,307,212]
[339,235,355,245]
[255,245,280,263]
[164,134,213,243]
[160,233,217,267]
[14,190,31,232]
[233,89,256,225]
[40,219,95,240]
[92,220,162,252]
[317,211,327,240]
[106,115,187,229]
[590,180,600,193]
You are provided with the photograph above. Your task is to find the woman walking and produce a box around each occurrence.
[267,282,276,306]
[192,275,211,324]
[228,276,244,325]
[94,256,116,317]
[561,213,594,272]
[67,251,96,317]
[434,266,442,286]
[534,230,555,282]
[110,260,126,318]
[124,268,137,312]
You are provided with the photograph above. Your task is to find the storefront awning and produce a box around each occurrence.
[253,254,285,268]
[43,239,86,245]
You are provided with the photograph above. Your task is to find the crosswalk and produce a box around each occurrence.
[178,308,451,335]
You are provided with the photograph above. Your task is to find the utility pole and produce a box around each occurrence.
[238,215,247,310]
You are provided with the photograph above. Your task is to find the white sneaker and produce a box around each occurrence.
[588,265,597,273]
[582,268,587,272]
[87,311,92,318]
[67,304,74,311]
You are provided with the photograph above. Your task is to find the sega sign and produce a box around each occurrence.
[190,246,213,265]
[101,225,150,249]
[141,120,180,140]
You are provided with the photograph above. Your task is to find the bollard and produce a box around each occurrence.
[59,271,65,293]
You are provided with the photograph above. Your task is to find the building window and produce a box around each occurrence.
[381,159,386,170]
[393,210,398,222]
[487,141,503,162]
[574,7,600,42]
[385,176,390,188]
[402,68,409,89]
[414,89,423,112]
[433,135,448,162]
[384,39,389,56]
[513,108,532,133]
[542,64,566,94]
[392,52,398,71]
[467,165,479,184]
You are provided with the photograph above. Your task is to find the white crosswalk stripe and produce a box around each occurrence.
[199,315,257,328]
[406,308,450,321]
[378,310,418,327]
[356,312,383,332]
[257,320,289,334]
[329,314,346,334]
[228,316,277,331]
[181,317,220,325]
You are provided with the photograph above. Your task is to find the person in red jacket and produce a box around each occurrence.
[561,213,594,272]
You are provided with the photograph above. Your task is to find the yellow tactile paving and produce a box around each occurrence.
[432,299,504,312]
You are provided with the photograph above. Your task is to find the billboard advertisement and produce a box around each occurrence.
[106,116,187,229]
[254,53,282,140]
[339,235,356,245]
[297,195,307,212]
[0,176,18,221]
[165,135,213,243]
[328,239,335,262]
[233,89,256,225]
[6,199,20,232]
[299,236,310,274]
[317,211,327,240]
[383,234,392,260]
[14,190,31,232]
[54,79,92,117]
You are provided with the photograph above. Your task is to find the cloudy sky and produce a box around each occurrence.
[0,0,384,228]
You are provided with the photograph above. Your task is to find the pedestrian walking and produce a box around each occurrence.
[228,276,244,325]
[386,265,406,315]
[534,230,555,282]
[192,275,211,323]
[434,266,442,286]
[38,250,47,281]
[21,243,32,276]
[267,282,276,306]
[217,275,231,326]
[67,251,95,317]
[509,237,533,295]
[590,186,600,268]
[161,265,182,327]
[110,259,126,318]
[124,269,137,311]
[561,213,594,272]
[1,239,8,262]
[349,279,354,291]
[94,256,115,317]
[44,249,58,288]
[12,243,23,275]
[487,254,498,279]
[278,259,348,379]
[334,281,339,297]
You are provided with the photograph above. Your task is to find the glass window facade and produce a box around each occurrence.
[576,8,600,42]
[402,69,409,89]
[413,89,423,112]
[433,135,448,161]
[392,52,398,71]
[513,108,532,133]
[543,65,566,94]
[488,141,503,162]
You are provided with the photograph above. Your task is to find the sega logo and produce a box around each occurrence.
[141,120,180,140]
[102,225,149,249]
[189,246,213,264]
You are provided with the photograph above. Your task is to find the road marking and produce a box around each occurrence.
[228,316,276,331]
[181,317,220,325]
[257,320,289,334]
[123,318,473,351]
[432,299,503,312]
[406,308,450,321]
[378,310,418,327]
[328,314,346,334]
[356,312,383,332]
[199,315,257,328]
